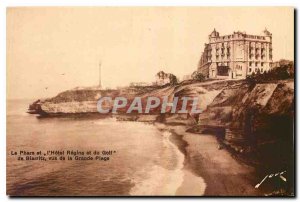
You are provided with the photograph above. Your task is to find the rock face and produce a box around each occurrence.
[199,79,294,185]
[41,101,99,114]
[29,86,159,114]
[200,79,294,139]
[29,79,294,149]
[29,80,294,125]
[199,80,294,126]
[231,81,294,144]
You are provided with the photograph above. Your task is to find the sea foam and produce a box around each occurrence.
[130,131,185,196]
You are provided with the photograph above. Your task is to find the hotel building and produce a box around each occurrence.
[198,29,273,79]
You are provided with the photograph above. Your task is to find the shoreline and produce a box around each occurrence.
[17,111,290,196]
[155,122,264,196]
[154,123,207,196]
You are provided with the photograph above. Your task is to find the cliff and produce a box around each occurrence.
[29,79,294,154]
[29,79,294,128]
[29,85,164,114]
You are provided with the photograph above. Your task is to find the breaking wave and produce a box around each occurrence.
[130,131,185,195]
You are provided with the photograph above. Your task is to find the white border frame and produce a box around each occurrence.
[1,1,299,201]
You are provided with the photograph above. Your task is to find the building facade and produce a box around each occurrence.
[198,29,273,79]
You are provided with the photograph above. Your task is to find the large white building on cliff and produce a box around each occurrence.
[198,29,273,79]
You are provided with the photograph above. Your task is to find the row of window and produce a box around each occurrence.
[215,43,230,48]
[207,47,231,55]
[205,52,272,63]
[212,41,270,50]
[216,55,230,60]
[213,34,267,42]
[249,54,266,60]
[247,35,266,40]
[215,62,267,67]
[249,48,272,60]
[249,62,265,67]
[249,68,264,73]
[249,42,269,48]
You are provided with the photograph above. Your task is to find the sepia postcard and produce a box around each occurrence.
[6,7,295,196]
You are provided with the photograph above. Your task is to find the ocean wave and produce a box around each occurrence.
[129,131,185,196]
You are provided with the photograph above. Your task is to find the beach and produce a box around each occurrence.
[155,123,263,196]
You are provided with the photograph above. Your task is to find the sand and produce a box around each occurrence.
[156,124,264,196]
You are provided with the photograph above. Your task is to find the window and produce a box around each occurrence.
[236,65,242,70]
[249,62,252,66]
[261,62,264,67]
[255,62,258,67]
[249,68,252,72]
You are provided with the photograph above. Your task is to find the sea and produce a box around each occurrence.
[6,100,186,196]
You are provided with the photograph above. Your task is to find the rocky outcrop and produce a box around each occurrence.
[197,79,294,178]
[29,86,161,114]
[199,80,294,131]
[29,80,294,126]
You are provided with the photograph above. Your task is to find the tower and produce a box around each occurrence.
[99,61,102,89]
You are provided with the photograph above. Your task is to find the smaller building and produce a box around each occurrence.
[129,82,150,87]
[182,74,192,81]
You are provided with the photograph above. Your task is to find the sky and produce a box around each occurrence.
[7,7,294,99]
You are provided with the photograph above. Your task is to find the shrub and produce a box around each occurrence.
[169,74,178,86]
[246,63,294,84]
[192,71,206,82]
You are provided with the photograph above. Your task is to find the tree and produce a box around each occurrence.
[246,62,293,84]
[192,71,206,82]
[169,74,178,86]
